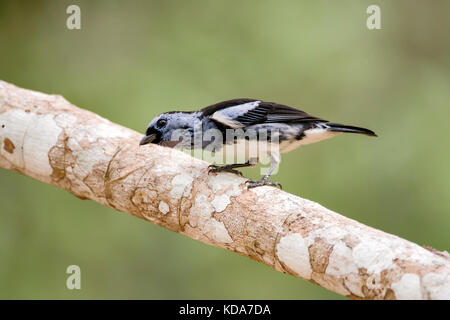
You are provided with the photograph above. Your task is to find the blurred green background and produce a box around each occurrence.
[0,0,449,299]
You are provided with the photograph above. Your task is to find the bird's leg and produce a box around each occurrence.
[246,176,282,189]
[208,159,257,177]
[208,164,244,176]
[246,153,282,189]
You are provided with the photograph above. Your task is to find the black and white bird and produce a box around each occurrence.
[139,98,377,189]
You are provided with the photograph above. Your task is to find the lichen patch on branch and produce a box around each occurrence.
[3,137,14,153]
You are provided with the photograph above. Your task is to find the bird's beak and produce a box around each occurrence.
[139,134,157,146]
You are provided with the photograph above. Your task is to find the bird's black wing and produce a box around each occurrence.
[201,98,326,128]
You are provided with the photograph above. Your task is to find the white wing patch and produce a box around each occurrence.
[210,101,261,128]
[210,112,244,128]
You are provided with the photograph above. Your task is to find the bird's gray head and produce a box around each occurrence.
[139,111,200,147]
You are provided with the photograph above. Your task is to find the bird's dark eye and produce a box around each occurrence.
[156,119,167,129]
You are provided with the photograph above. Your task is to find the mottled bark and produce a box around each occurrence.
[0,81,449,300]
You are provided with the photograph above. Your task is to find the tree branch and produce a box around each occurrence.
[0,80,449,300]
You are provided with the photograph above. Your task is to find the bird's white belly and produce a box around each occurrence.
[279,128,339,153]
[216,139,276,163]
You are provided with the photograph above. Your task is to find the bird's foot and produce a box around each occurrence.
[245,179,282,190]
[208,165,243,177]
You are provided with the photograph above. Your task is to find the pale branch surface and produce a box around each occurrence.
[0,81,449,299]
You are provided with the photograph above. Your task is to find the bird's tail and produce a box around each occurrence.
[326,123,377,137]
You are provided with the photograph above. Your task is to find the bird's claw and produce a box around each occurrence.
[208,165,243,177]
[245,179,282,190]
